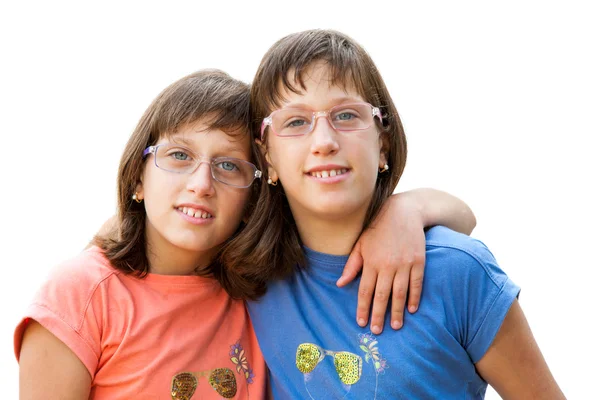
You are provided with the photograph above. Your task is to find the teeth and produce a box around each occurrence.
[178,207,213,219]
[310,169,348,178]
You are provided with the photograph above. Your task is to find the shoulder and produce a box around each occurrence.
[424,226,509,290]
[15,247,120,372]
[29,246,123,328]
[39,246,120,300]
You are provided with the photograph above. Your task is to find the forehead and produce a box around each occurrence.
[275,62,365,110]
[160,119,251,154]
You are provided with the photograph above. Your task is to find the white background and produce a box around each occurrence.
[1,0,598,398]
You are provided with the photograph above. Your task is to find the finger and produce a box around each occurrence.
[356,268,377,328]
[369,272,394,335]
[337,243,364,287]
[407,255,425,313]
[390,272,409,329]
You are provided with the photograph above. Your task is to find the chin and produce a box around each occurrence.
[169,234,216,253]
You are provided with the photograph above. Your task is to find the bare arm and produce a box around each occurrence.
[476,301,565,399]
[19,321,91,400]
[401,188,476,235]
[339,188,476,333]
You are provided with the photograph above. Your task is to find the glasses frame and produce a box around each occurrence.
[260,102,382,140]
[143,144,262,188]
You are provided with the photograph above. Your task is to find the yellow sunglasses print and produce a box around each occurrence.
[296,343,363,385]
[171,368,237,399]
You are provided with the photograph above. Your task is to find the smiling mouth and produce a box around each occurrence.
[308,168,349,178]
[177,206,213,219]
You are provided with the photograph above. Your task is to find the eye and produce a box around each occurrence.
[172,151,190,161]
[285,118,310,128]
[215,160,240,172]
[333,111,358,121]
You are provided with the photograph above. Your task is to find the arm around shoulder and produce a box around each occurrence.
[475,301,565,399]
[19,320,91,400]
[398,188,476,235]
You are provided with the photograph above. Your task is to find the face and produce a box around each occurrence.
[264,62,387,223]
[136,120,252,262]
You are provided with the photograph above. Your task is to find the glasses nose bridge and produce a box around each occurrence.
[188,155,215,174]
[187,157,216,187]
[310,109,336,135]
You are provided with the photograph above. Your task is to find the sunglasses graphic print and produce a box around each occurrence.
[171,368,237,399]
[296,343,363,385]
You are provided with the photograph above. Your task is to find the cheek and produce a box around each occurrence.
[268,142,305,178]
[142,169,181,209]
[219,188,252,225]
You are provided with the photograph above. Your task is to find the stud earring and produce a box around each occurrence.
[379,164,389,173]
[132,192,143,203]
[267,177,278,186]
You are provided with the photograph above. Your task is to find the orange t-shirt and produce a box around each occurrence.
[14,246,266,399]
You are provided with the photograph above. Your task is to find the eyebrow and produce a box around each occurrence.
[281,96,365,110]
[169,137,249,158]
[170,136,194,146]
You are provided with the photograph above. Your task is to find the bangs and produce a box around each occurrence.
[268,60,369,111]
[151,69,250,142]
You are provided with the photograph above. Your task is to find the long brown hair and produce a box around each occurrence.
[95,69,258,281]
[221,29,407,296]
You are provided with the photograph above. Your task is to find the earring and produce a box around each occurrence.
[379,164,389,173]
[267,177,278,186]
[132,192,143,203]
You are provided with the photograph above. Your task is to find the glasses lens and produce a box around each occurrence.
[211,158,257,187]
[171,372,198,400]
[330,104,374,131]
[334,352,362,385]
[272,109,314,136]
[208,368,237,398]
[156,145,197,173]
[296,343,321,373]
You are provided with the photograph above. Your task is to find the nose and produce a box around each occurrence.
[310,113,339,156]
[186,162,215,197]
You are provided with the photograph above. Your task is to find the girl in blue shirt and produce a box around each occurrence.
[224,29,565,399]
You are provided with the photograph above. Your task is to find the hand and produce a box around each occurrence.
[337,193,426,334]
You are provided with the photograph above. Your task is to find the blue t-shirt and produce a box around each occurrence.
[247,226,520,399]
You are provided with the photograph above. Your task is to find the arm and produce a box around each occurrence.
[338,188,476,334]
[19,321,91,399]
[401,188,476,235]
[476,301,565,399]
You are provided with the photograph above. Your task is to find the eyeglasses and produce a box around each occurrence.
[296,343,363,385]
[261,102,382,140]
[143,144,262,188]
[171,368,237,399]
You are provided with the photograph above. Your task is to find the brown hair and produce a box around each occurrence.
[95,69,260,284]
[221,29,407,294]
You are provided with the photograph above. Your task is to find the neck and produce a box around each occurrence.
[291,207,367,256]
[145,225,215,276]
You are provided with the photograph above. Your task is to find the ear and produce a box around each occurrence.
[378,133,390,170]
[255,138,279,184]
[135,180,144,201]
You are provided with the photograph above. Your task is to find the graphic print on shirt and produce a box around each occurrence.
[170,339,256,399]
[230,339,255,398]
[295,342,363,399]
[171,368,237,399]
[294,332,389,400]
[358,333,389,400]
